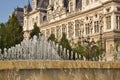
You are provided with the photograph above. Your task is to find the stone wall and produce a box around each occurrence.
[0,60,120,80]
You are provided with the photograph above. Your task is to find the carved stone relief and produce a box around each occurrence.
[46,29,51,38]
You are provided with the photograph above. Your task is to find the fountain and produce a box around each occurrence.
[0,35,120,80]
[0,35,79,60]
[0,34,108,61]
[0,35,81,60]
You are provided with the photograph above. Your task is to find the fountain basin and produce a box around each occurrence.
[0,60,120,80]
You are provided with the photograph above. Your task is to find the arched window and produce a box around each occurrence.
[43,16,47,21]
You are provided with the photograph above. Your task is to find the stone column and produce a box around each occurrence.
[73,20,75,39]
[60,25,62,38]
[73,0,76,11]
[60,0,64,7]
[66,23,69,38]
[83,21,86,37]
[103,15,106,32]
[55,26,57,38]
[45,30,47,38]
[49,0,52,5]
[82,0,86,10]
[111,13,116,30]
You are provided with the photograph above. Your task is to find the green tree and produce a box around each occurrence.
[90,45,101,60]
[96,40,104,55]
[85,40,104,61]
[58,33,72,59]
[116,40,120,51]
[114,40,120,60]
[0,23,5,49]
[48,33,57,43]
[59,33,71,50]
[30,23,41,38]
[0,13,23,50]
[73,41,85,59]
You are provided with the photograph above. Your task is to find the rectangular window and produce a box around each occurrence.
[94,21,99,33]
[97,21,99,32]
[106,16,111,29]
[86,24,90,35]
[94,22,97,33]
[116,16,120,30]
[75,20,80,37]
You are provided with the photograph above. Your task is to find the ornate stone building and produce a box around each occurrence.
[23,0,120,60]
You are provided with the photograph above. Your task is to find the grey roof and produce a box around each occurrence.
[15,7,23,12]
[37,0,49,9]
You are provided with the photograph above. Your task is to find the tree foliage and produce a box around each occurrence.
[116,40,120,51]
[90,45,102,60]
[73,40,104,60]
[73,41,85,59]
[30,23,41,38]
[57,33,72,59]
[59,33,71,50]
[0,13,23,50]
[48,33,57,43]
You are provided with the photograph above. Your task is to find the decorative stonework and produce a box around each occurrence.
[51,27,56,35]
[56,26,62,40]
[23,0,120,59]
[46,29,51,38]
[41,30,46,37]
[68,22,74,39]
[75,20,80,37]
[62,24,67,35]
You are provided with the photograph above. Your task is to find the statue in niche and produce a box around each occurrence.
[41,30,45,37]
[46,29,50,38]
[54,0,60,10]
[62,24,67,34]
[51,27,55,34]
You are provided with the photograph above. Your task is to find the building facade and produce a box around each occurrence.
[23,0,120,60]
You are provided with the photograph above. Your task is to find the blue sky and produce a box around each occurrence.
[0,0,31,23]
